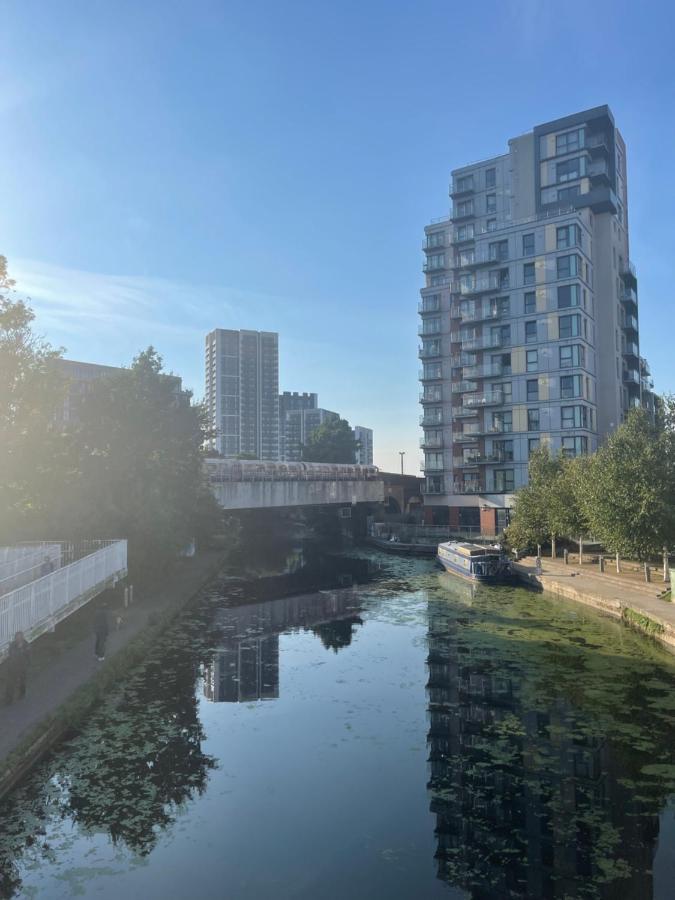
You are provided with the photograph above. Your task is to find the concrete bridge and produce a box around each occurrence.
[205,459,384,511]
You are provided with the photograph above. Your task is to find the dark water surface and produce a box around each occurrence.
[2,553,675,899]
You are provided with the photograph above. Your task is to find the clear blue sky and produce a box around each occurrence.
[2,0,673,472]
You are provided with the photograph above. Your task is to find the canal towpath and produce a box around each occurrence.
[516,555,675,650]
[0,549,226,797]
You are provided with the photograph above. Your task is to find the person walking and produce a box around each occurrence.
[4,631,30,705]
[94,604,109,661]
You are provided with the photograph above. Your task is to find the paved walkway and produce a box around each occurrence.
[517,555,675,650]
[0,550,225,768]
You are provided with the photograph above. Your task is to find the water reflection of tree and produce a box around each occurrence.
[312,616,363,653]
[0,610,219,897]
[426,591,675,899]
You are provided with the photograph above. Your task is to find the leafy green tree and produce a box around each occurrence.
[302,417,359,463]
[0,258,66,541]
[506,447,589,556]
[67,348,222,575]
[579,408,675,561]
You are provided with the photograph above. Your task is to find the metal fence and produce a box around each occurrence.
[0,540,127,658]
[0,543,63,596]
[371,523,497,544]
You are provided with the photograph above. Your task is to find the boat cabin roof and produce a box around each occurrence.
[445,542,501,557]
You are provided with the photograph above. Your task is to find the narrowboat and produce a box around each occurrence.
[437,541,515,584]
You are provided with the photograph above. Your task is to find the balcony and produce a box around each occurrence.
[452,481,484,495]
[420,435,443,449]
[455,430,480,443]
[419,367,443,381]
[423,259,447,273]
[455,274,510,296]
[418,299,441,314]
[623,341,639,360]
[621,286,638,309]
[452,333,505,352]
[586,133,610,156]
[453,405,480,418]
[620,260,637,287]
[588,161,610,185]
[420,389,443,403]
[453,456,480,468]
[418,343,442,359]
[455,249,509,269]
[418,323,442,338]
[459,305,503,324]
[464,391,504,408]
[422,482,445,495]
[623,369,640,386]
[463,363,505,379]
[420,413,444,427]
[450,380,479,394]
[421,458,445,472]
[623,314,639,334]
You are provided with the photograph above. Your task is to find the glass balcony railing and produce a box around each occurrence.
[623,315,638,333]
[452,481,484,494]
[464,391,504,408]
[418,343,442,358]
[420,390,443,403]
[623,342,639,358]
[459,306,503,323]
[462,363,505,379]
[418,300,441,314]
[450,380,479,394]
[420,436,443,449]
[623,369,640,385]
[420,413,443,426]
[453,406,480,418]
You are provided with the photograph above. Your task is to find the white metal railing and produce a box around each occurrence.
[0,540,127,657]
[0,544,62,595]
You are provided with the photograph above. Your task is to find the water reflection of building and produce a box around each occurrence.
[203,589,363,703]
[425,599,659,899]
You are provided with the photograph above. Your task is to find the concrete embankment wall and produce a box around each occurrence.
[515,562,675,653]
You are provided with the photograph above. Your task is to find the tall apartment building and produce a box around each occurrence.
[205,329,279,458]
[353,426,374,465]
[419,105,649,535]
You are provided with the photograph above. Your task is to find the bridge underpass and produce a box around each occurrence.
[205,459,384,511]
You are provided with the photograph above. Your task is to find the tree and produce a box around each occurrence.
[0,258,66,541]
[66,348,222,575]
[578,408,675,562]
[506,447,589,557]
[302,417,359,463]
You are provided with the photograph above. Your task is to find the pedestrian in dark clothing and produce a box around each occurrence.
[94,605,109,661]
[4,632,29,705]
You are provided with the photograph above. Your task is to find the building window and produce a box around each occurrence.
[559,314,581,339]
[426,253,445,271]
[562,436,588,458]
[455,174,473,193]
[527,408,540,431]
[526,349,538,372]
[493,352,511,375]
[426,231,445,249]
[560,374,582,399]
[486,218,497,232]
[528,438,540,457]
[423,362,442,379]
[455,224,475,242]
[527,379,539,402]
[556,224,582,250]
[561,405,589,429]
[522,233,535,257]
[523,291,536,315]
[558,185,581,203]
[557,284,581,309]
[492,324,511,347]
[497,382,512,403]
[493,440,514,462]
[556,128,583,155]
[556,156,584,183]
[494,469,515,492]
[489,240,509,261]
[496,296,510,316]
[485,168,496,189]
[422,317,441,335]
[525,321,538,343]
[557,254,580,279]
[523,262,535,285]
[493,410,512,433]
[559,344,585,368]
[421,294,440,312]
[455,199,474,218]
[486,193,497,214]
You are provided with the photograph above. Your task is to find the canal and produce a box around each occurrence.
[2,551,675,898]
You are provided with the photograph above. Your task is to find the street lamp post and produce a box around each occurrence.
[399,450,405,476]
